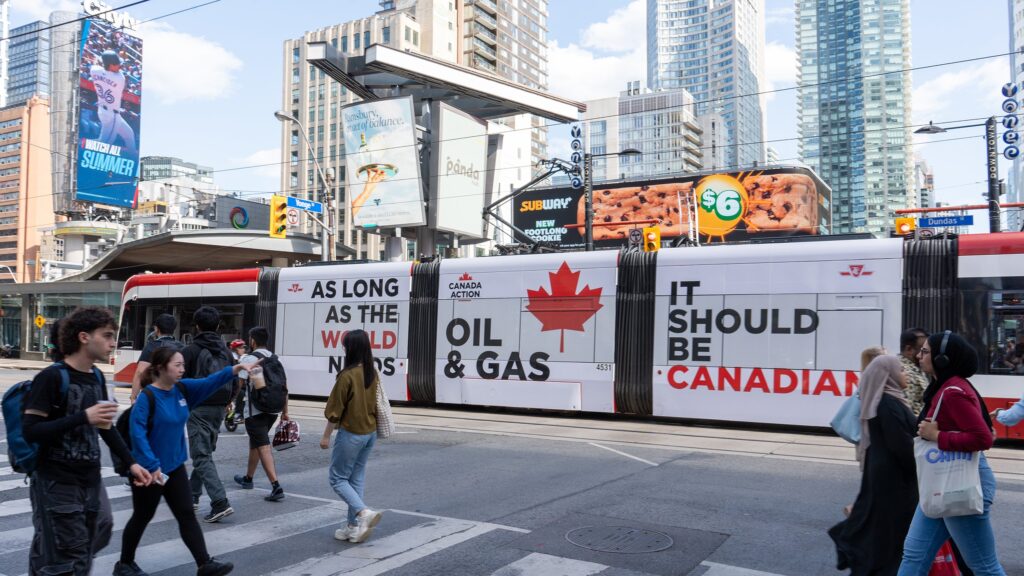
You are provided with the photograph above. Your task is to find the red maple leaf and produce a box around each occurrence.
[526,261,604,353]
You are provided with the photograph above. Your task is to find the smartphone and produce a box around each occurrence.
[155,472,169,486]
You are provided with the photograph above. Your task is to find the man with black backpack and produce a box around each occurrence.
[233,326,287,502]
[19,307,152,574]
[130,313,183,403]
[182,306,236,522]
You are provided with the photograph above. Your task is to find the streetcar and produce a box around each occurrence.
[113,232,1024,439]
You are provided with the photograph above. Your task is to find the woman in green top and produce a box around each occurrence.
[321,329,383,544]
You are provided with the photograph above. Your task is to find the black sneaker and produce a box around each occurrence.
[264,486,284,502]
[202,501,233,523]
[233,474,253,489]
[113,561,148,576]
[196,557,233,576]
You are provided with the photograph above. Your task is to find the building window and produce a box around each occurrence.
[291,67,299,83]
[342,36,348,52]
[413,30,419,45]
[354,33,360,50]
[405,26,411,42]
[364,31,370,47]
[330,124,338,141]
[291,130,299,146]
[291,87,300,104]
[290,172,299,188]
[292,47,300,63]
[382,26,390,44]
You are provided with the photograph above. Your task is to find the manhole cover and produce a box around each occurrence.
[565,526,674,554]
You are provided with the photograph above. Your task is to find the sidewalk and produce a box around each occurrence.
[0,359,116,376]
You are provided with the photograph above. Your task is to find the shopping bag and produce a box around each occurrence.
[928,541,962,576]
[915,387,983,518]
[830,392,861,444]
[376,383,396,439]
[272,418,301,451]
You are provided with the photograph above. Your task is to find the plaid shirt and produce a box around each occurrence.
[900,354,928,416]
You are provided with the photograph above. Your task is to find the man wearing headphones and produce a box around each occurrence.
[89,50,137,155]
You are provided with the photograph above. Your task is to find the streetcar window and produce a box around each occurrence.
[987,291,1024,375]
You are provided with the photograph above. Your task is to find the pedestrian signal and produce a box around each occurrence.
[895,217,915,236]
[270,196,288,239]
[642,226,660,252]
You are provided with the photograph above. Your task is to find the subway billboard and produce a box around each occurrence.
[75,18,143,208]
[513,166,832,249]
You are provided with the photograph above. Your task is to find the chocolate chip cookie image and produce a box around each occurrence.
[742,173,818,233]
[576,183,693,240]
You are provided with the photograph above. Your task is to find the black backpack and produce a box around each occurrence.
[250,351,288,414]
[188,343,234,405]
[112,383,186,476]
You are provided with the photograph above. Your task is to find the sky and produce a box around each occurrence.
[11,0,1017,229]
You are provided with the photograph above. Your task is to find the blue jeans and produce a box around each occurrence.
[898,454,1005,576]
[329,428,377,524]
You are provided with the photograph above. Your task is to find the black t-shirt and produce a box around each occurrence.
[22,363,132,485]
[139,335,182,363]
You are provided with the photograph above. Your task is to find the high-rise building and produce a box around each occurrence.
[462,0,549,163]
[1008,0,1024,231]
[647,0,766,170]
[142,156,215,186]
[797,0,913,236]
[1,0,8,108]
[914,155,934,209]
[582,82,712,182]
[0,97,54,283]
[766,145,779,165]
[6,21,50,107]
[281,2,458,259]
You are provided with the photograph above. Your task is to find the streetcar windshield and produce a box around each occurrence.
[987,291,1024,375]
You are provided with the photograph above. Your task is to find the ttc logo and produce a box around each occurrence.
[840,264,873,278]
[287,283,303,293]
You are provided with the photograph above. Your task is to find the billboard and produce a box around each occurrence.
[513,167,832,249]
[342,96,425,229]
[76,18,143,208]
[430,102,488,238]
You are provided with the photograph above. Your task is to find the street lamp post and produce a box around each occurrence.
[583,148,642,251]
[274,111,337,261]
[914,117,1001,233]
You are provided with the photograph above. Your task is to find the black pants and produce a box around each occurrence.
[29,475,112,575]
[120,465,210,566]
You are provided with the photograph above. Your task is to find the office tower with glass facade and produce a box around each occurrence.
[798,0,912,236]
[142,156,215,186]
[6,21,50,107]
[462,0,549,164]
[647,0,766,170]
[914,156,934,209]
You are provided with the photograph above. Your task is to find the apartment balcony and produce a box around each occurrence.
[475,10,498,30]
[474,22,497,44]
[472,55,497,73]
[473,37,497,59]
[683,132,701,145]
[474,0,498,16]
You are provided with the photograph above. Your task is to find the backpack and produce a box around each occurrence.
[112,382,186,476]
[1,363,103,475]
[250,351,288,414]
[188,343,234,405]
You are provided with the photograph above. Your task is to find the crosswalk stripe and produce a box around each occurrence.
[700,561,790,576]
[267,518,480,576]
[0,467,117,492]
[490,552,607,576]
[87,501,348,575]
[0,503,176,556]
[0,483,132,519]
[342,523,496,576]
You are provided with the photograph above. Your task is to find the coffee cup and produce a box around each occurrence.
[250,366,266,390]
[96,400,118,429]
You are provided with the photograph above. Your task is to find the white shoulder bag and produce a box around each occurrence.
[914,386,983,518]
[375,382,396,439]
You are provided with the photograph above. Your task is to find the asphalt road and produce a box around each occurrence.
[0,367,1022,575]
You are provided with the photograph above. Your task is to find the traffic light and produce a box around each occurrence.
[642,226,661,252]
[270,195,288,239]
[895,217,916,236]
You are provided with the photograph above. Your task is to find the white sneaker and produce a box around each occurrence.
[349,509,382,543]
[334,524,356,541]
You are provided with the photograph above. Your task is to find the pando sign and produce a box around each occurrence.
[82,0,139,30]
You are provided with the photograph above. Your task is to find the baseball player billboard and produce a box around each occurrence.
[75,18,143,208]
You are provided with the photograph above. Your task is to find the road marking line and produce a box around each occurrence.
[588,442,659,467]
[0,467,117,492]
[0,483,132,518]
[344,523,496,576]
[490,552,607,576]
[86,501,348,576]
[700,561,790,575]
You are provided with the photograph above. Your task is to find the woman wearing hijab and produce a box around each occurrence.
[829,355,917,575]
[897,332,1006,576]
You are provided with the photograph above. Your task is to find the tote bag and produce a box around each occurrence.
[830,392,861,444]
[927,541,962,576]
[914,386,983,519]
[376,382,396,439]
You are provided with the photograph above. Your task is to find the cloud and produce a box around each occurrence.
[580,0,645,54]
[548,0,645,101]
[763,42,796,102]
[10,0,78,22]
[912,60,1007,122]
[136,22,243,104]
[238,148,282,180]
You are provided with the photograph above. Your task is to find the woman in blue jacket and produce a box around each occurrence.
[114,346,259,576]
